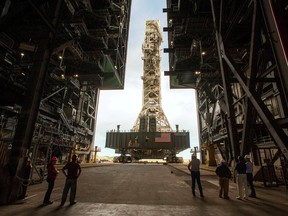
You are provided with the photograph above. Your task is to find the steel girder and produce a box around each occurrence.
[260,0,288,108]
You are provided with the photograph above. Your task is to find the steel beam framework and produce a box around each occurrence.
[164,0,288,184]
[0,0,132,204]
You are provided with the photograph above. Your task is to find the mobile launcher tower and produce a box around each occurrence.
[105,20,190,162]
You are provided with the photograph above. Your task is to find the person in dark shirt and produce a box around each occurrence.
[19,158,32,199]
[60,154,81,206]
[216,160,231,199]
[235,156,248,200]
[43,156,59,205]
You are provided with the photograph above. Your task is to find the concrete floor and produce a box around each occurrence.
[0,163,287,216]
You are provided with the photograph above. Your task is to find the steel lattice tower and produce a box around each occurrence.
[133,20,171,132]
[105,20,189,162]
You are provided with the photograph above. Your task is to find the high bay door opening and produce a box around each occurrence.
[105,20,189,163]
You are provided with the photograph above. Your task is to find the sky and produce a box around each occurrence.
[94,0,199,160]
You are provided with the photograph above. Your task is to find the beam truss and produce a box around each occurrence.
[164,0,288,165]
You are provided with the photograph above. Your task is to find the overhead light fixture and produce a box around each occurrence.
[59,55,63,59]
[192,39,197,47]
[74,74,79,78]
[20,53,25,57]
[195,70,201,75]
[201,51,206,55]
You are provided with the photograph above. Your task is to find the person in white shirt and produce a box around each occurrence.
[187,154,204,197]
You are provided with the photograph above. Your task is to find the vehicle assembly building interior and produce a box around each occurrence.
[0,0,287,205]
[0,0,132,204]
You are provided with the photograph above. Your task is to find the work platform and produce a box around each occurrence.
[0,163,287,216]
[106,131,190,160]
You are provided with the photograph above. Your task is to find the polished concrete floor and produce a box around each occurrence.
[0,163,287,216]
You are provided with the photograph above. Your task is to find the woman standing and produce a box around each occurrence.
[43,156,59,205]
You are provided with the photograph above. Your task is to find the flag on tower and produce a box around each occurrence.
[155,132,171,142]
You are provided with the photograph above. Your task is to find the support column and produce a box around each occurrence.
[206,144,217,166]
[210,0,240,161]
[0,0,64,204]
[241,0,261,156]
[260,0,288,109]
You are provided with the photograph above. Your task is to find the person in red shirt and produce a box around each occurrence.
[60,154,81,206]
[43,156,59,205]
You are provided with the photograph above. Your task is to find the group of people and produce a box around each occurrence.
[43,154,81,206]
[234,155,256,199]
[44,153,256,203]
[215,154,257,200]
[187,154,256,200]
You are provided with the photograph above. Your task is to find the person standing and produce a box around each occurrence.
[215,160,231,199]
[19,158,32,199]
[235,156,248,200]
[60,154,81,206]
[187,154,204,197]
[43,156,59,205]
[245,155,256,198]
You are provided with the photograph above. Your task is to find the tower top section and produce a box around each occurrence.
[144,20,163,45]
[133,20,171,132]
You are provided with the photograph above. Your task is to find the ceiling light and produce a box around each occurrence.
[192,39,197,47]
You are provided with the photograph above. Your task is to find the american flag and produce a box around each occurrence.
[155,132,171,142]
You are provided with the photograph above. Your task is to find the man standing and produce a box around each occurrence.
[60,154,81,206]
[215,160,231,199]
[245,155,256,198]
[235,156,248,200]
[187,154,204,197]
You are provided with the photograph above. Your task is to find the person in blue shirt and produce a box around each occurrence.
[245,155,256,198]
